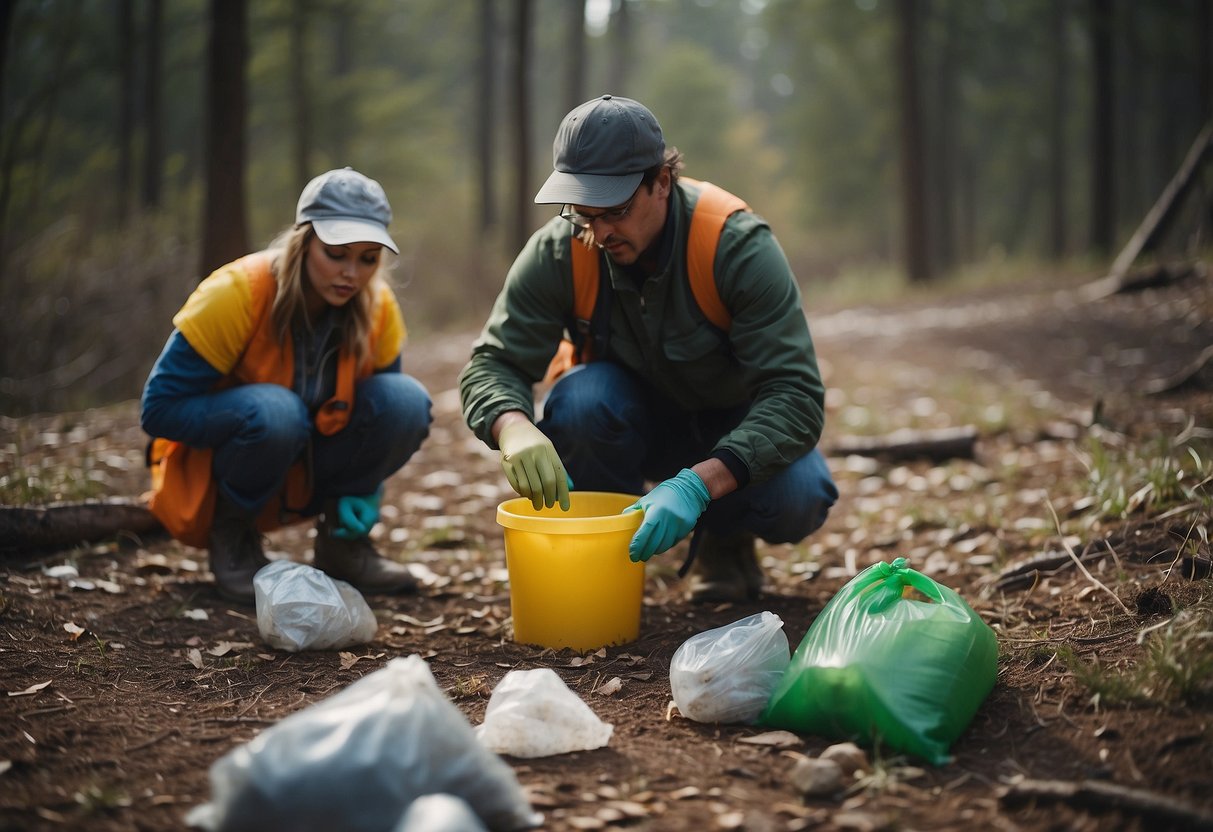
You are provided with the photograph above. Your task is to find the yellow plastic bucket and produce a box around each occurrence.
[497,491,645,651]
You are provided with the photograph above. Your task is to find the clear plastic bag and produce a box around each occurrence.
[475,668,613,758]
[760,558,998,764]
[253,560,377,652]
[186,655,540,832]
[669,611,791,724]
[392,794,488,832]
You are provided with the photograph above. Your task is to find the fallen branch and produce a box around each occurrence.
[0,499,163,554]
[1089,120,1213,294]
[827,425,978,463]
[1145,343,1213,395]
[993,546,1111,593]
[1000,777,1213,830]
[1080,261,1199,301]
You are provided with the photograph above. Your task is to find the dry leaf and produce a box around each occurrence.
[8,680,52,698]
[186,648,204,669]
[206,641,252,657]
[604,800,649,819]
[594,676,623,696]
[737,730,802,748]
[338,652,385,670]
[63,622,86,640]
[392,613,444,628]
[715,811,745,829]
[669,786,701,800]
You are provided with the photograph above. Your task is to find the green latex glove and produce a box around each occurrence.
[498,420,572,511]
[624,468,710,562]
[331,490,381,539]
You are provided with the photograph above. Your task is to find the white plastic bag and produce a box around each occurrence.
[393,794,488,832]
[185,655,541,832]
[669,611,791,724]
[476,668,613,758]
[253,560,377,652]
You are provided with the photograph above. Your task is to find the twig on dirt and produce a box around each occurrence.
[1044,498,1133,616]
[1144,344,1213,395]
[124,728,181,753]
[1000,776,1213,830]
[1161,515,1202,586]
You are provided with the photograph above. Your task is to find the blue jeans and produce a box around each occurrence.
[538,362,837,544]
[153,374,431,515]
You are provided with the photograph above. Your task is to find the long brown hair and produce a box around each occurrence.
[267,224,389,370]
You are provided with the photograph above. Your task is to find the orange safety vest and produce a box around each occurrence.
[147,252,380,548]
[543,179,749,384]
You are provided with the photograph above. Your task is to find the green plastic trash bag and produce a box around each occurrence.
[759,558,997,765]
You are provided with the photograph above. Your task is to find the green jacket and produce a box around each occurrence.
[458,180,825,485]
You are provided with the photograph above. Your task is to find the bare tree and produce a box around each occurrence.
[1049,0,1069,259]
[1089,0,1115,256]
[510,0,533,255]
[565,0,586,112]
[607,0,631,94]
[1199,0,1212,124]
[928,2,957,274]
[141,0,164,209]
[896,0,931,282]
[477,0,497,230]
[290,0,312,190]
[328,0,354,164]
[118,0,136,222]
[200,0,250,278]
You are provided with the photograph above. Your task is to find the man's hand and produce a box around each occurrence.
[498,419,572,511]
[624,469,710,562]
[332,490,381,539]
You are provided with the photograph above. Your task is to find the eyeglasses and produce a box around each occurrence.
[560,193,637,230]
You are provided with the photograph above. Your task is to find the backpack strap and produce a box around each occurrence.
[570,239,602,360]
[542,180,749,384]
[684,179,749,331]
[542,239,602,384]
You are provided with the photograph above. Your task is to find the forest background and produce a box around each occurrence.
[1,0,1211,416]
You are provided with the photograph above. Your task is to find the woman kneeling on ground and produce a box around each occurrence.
[142,168,431,604]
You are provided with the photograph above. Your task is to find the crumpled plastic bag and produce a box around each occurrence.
[393,794,488,832]
[760,557,998,765]
[475,668,613,758]
[253,560,377,652]
[185,655,541,832]
[670,611,791,724]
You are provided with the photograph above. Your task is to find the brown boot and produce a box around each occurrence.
[313,505,417,594]
[687,529,763,603]
[209,493,270,605]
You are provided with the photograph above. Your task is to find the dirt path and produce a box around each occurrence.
[2,268,1211,832]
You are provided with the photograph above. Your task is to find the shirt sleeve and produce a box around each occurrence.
[172,265,256,374]
[371,281,406,370]
[140,329,224,439]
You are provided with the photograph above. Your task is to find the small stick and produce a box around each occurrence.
[1044,497,1133,616]
[1001,777,1213,830]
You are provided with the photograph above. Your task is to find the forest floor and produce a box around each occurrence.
[2,262,1212,832]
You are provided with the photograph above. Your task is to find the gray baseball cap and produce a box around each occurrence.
[534,95,665,207]
[296,167,399,253]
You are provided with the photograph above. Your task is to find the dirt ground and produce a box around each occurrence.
[2,264,1212,832]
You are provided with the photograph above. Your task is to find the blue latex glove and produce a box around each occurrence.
[332,490,381,539]
[623,469,710,562]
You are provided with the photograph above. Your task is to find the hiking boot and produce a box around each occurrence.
[313,505,417,594]
[687,529,763,603]
[209,493,270,605]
